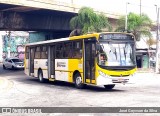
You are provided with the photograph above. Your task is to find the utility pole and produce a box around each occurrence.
[71,0,73,4]
[155,7,160,73]
[140,0,142,16]
[125,2,129,31]
[7,31,11,58]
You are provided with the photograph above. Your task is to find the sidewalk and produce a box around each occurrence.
[137,68,156,73]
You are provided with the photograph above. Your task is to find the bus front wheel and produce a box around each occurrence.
[38,70,44,83]
[104,84,115,90]
[74,73,84,89]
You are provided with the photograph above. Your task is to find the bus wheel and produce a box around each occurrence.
[38,70,44,83]
[74,73,84,89]
[12,66,15,70]
[104,84,115,90]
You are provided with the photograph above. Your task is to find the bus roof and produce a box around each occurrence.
[26,32,134,46]
[26,37,69,46]
[26,33,100,46]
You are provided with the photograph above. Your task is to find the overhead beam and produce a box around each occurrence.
[0,11,73,31]
[0,6,40,12]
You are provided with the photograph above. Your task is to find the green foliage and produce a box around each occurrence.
[146,38,157,48]
[116,12,152,41]
[70,7,111,34]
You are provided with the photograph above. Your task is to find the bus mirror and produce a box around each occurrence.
[97,44,100,51]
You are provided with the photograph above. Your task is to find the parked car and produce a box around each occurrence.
[3,58,24,70]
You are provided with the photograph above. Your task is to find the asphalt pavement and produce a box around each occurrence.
[0,63,160,109]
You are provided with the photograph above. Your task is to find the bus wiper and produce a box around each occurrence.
[114,49,117,60]
[123,47,126,60]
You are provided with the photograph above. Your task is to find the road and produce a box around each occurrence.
[0,63,160,109]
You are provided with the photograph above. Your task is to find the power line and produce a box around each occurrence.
[129,2,157,9]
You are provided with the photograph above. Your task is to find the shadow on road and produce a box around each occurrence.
[23,78,125,92]
[0,64,126,92]
[0,68,24,76]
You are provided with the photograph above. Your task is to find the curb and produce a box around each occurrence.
[137,71,154,73]
[137,68,155,73]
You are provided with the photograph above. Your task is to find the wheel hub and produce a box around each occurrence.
[39,74,42,81]
[76,76,82,85]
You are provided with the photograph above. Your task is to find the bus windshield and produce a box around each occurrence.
[98,42,136,67]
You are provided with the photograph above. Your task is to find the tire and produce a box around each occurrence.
[38,70,44,83]
[12,66,15,69]
[3,65,6,69]
[74,73,84,89]
[104,84,115,90]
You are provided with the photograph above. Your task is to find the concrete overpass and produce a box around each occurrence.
[0,0,122,40]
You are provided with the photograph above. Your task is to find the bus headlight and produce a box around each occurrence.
[98,70,106,77]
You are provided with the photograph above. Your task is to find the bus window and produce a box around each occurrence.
[72,41,82,58]
[41,46,48,59]
[56,43,63,58]
[35,46,41,59]
[64,42,72,58]
[73,49,82,58]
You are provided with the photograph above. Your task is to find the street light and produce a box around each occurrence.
[125,2,129,31]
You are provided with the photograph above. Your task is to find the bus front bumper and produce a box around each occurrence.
[96,75,134,85]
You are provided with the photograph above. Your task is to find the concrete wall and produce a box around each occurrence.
[29,32,46,43]
[29,31,70,43]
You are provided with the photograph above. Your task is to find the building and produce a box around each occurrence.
[0,31,29,62]
[136,32,156,69]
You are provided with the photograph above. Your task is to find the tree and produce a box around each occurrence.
[146,38,157,48]
[116,12,152,41]
[70,7,111,36]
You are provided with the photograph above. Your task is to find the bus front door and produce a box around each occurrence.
[84,39,96,84]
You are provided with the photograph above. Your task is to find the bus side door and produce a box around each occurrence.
[29,47,35,76]
[48,45,55,79]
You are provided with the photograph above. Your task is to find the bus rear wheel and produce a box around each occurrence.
[38,70,44,83]
[74,73,84,89]
[104,84,115,90]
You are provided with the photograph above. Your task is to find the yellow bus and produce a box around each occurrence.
[24,32,136,89]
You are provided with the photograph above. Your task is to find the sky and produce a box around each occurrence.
[60,0,160,22]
